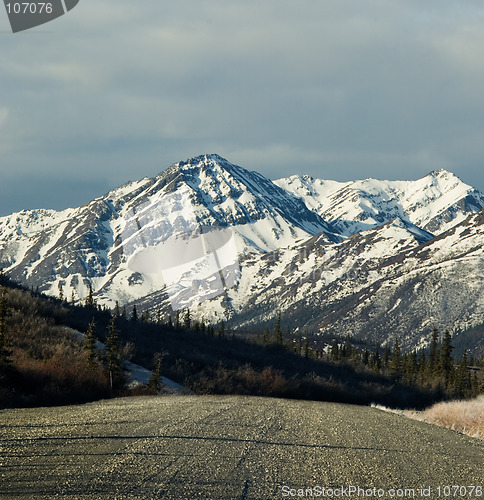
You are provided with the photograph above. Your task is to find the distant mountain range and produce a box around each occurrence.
[1,154,483,354]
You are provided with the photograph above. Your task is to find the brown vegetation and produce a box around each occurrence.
[0,281,110,407]
[403,396,484,440]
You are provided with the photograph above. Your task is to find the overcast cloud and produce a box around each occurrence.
[1,1,484,214]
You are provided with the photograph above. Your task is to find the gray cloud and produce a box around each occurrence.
[1,0,484,214]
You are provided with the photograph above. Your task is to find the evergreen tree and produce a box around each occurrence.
[330,339,340,361]
[369,350,381,373]
[391,338,402,375]
[429,328,440,375]
[0,287,12,366]
[262,328,270,345]
[295,335,302,356]
[175,310,180,329]
[274,311,282,345]
[167,315,173,329]
[104,315,124,390]
[121,305,127,318]
[439,330,454,387]
[58,283,64,301]
[417,350,426,373]
[84,320,97,366]
[454,350,471,398]
[383,346,391,369]
[343,335,354,359]
[218,319,225,338]
[403,351,418,384]
[148,353,164,393]
[471,372,480,397]
[114,301,120,317]
[303,336,310,359]
[85,283,95,308]
[184,308,191,330]
[131,305,138,322]
[70,290,75,306]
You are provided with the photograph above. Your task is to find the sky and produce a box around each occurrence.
[2,1,484,215]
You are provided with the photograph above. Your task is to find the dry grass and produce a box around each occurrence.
[375,396,484,440]
[403,396,484,440]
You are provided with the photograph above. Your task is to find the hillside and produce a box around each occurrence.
[3,274,475,410]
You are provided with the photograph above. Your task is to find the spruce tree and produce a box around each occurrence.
[429,328,440,375]
[0,287,12,366]
[404,351,418,385]
[370,351,381,373]
[383,346,391,369]
[104,315,124,390]
[274,311,283,345]
[296,335,303,356]
[439,330,454,388]
[330,339,339,361]
[391,338,403,376]
[454,351,471,398]
[131,305,138,322]
[148,353,164,393]
[184,308,191,330]
[84,320,97,366]
[303,336,310,359]
[262,328,270,345]
[85,283,95,308]
[343,335,353,359]
[417,350,426,375]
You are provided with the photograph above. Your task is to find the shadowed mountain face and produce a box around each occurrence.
[1,154,483,353]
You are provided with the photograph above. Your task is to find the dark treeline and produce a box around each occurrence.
[1,274,483,409]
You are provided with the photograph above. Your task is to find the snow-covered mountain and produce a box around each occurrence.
[0,154,336,307]
[275,169,484,236]
[187,211,484,353]
[0,154,483,353]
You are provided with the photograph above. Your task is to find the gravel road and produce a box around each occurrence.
[0,395,482,499]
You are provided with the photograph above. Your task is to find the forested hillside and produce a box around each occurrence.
[0,274,482,409]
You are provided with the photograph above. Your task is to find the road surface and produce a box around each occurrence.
[0,395,482,499]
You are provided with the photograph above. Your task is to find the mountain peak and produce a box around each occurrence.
[174,153,232,170]
[426,168,463,183]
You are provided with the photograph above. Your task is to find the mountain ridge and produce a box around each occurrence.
[275,168,484,237]
[1,154,483,353]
